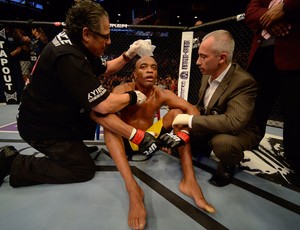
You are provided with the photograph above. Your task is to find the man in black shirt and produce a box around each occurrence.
[0,2,160,190]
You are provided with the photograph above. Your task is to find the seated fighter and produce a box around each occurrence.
[91,55,215,230]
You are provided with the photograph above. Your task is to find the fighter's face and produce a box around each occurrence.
[134,56,158,89]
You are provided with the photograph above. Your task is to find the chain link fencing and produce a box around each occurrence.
[0,14,283,128]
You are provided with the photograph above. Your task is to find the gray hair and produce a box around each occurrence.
[65,0,109,40]
[202,30,235,62]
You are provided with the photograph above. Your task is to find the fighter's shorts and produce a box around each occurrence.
[124,118,166,155]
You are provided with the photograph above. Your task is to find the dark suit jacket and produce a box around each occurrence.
[192,63,259,141]
[245,0,300,70]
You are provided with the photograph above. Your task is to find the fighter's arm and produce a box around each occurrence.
[163,90,199,116]
[158,89,199,149]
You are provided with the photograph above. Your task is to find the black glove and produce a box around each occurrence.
[130,130,160,156]
[159,131,190,149]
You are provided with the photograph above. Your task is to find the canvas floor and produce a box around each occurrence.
[0,104,299,230]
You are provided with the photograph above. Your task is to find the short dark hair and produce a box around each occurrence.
[65,0,109,39]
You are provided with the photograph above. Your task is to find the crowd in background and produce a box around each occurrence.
[2,27,179,99]
[99,72,178,94]
[5,27,48,84]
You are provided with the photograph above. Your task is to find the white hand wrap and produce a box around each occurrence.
[172,114,193,128]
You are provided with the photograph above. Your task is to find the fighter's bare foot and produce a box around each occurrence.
[179,178,216,213]
[128,186,147,230]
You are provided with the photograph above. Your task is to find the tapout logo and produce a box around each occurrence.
[0,29,17,103]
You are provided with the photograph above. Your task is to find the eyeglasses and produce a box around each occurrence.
[89,29,110,40]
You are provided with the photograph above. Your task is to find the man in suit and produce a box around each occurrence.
[245,0,300,187]
[172,30,261,187]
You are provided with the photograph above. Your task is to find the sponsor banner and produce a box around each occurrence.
[177,31,193,100]
[0,27,18,104]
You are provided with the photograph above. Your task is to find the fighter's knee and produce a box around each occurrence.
[166,109,184,119]
[163,109,184,130]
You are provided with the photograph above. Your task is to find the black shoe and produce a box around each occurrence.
[0,145,19,186]
[252,144,260,150]
[86,145,99,154]
[290,165,300,188]
[209,164,235,187]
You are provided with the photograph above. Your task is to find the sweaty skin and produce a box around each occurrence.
[103,56,215,230]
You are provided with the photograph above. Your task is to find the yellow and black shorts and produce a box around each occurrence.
[124,118,166,155]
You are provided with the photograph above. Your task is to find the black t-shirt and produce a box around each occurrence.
[17,31,110,140]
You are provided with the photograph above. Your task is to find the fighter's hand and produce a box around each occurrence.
[130,130,160,156]
[159,131,190,149]
[125,39,142,59]
[172,114,192,128]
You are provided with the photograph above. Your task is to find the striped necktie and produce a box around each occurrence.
[261,0,283,39]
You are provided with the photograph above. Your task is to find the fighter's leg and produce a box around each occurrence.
[178,139,216,213]
[104,129,146,230]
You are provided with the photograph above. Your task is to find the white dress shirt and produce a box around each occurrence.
[188,63,232,128]
[203,63,232,110]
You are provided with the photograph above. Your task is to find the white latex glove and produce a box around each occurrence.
[172,114,193,128]
[125,40,142,59]
[136,39,156,57]
[135,90,146,106]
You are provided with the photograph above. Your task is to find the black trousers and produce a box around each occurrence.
[10,138,96,187]
[248,45,300,173]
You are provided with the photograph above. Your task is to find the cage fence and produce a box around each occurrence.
[0,15,283,128]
